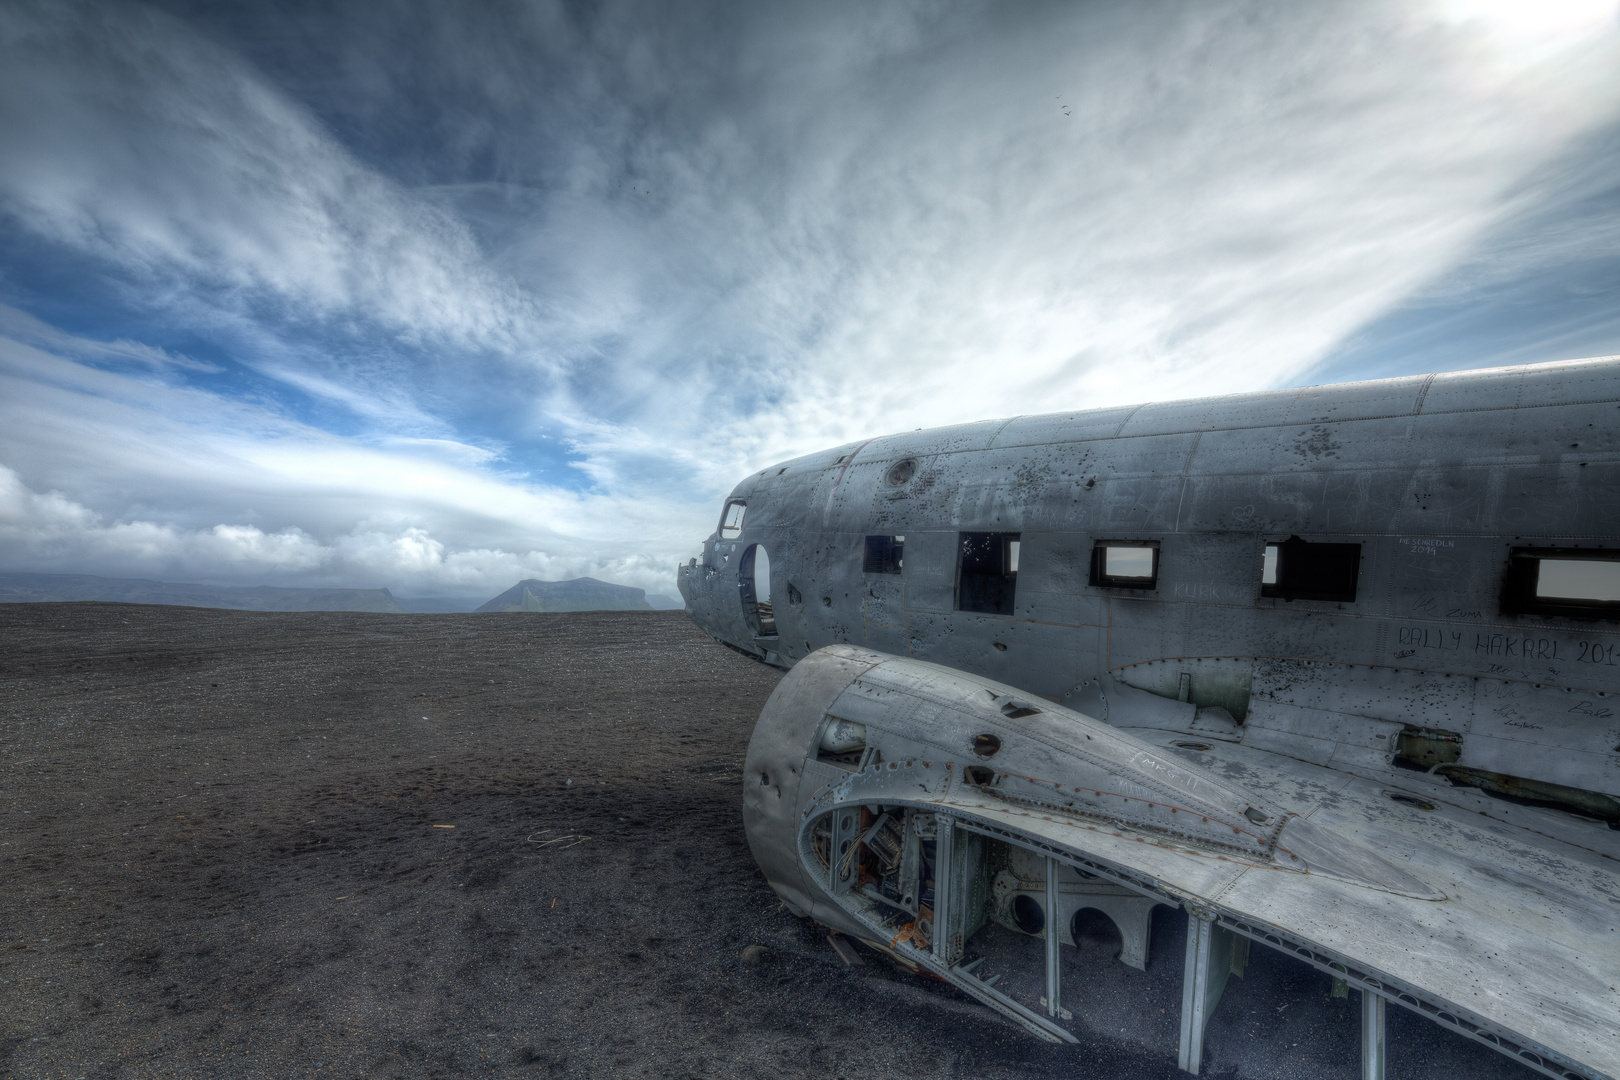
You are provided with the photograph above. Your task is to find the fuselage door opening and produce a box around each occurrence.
[740,544,776,638]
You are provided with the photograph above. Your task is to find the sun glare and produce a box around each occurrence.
[1436,0,1619,64]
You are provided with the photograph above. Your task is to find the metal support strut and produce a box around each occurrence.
[1361,988,1386,1080]
[1044,856,1060,1018]
[933,816,954,964]
[1178,912,1235,1075]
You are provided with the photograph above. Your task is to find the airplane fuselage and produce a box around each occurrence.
[681,358,1620,814]
[678,357,1620,1078]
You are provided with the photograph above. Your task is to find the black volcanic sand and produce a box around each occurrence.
[0,604,1538,1080]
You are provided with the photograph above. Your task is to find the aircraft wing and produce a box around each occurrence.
[747,647,1620,1080]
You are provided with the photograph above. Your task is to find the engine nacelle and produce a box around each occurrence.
[742,645,1438,1043]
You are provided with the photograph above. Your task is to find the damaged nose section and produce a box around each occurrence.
[1275,815,1445,900]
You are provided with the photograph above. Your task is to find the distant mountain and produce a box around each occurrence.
[475,577,652,613]
[645,593,684,610]
[0,572,406,613]
[391,595,488,613]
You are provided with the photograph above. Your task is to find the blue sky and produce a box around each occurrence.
[1,0,1617,599]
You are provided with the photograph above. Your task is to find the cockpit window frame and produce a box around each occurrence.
[718,499,747,539]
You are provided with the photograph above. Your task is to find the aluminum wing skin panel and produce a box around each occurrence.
[825,727,1620,1079]
[947,788,1620,1079]
[824,661,1292,854]
[1130,729,1620,1078]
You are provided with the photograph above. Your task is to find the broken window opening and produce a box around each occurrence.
[719,499,747,539]
[739,544,776,637]
[1089,541,1159,590]
[958,532,1021,615]
[864,534,905,575]
[1500,548,1620,621]
[816,716,868,771]
[1393,726,1462,772]
[1260,536,1360,603]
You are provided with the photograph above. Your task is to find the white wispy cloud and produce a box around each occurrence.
[0,462,686,595]
[0,1,542,355]
[0,321,706,595]
[0,303,218,373]
[0,0,1615,595]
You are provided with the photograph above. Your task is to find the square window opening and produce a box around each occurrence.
[1089,541,1159,590]
[958,532,1020,615]
[1261,536,1360,603]
[1501,548,1620,620]
[864,535,905,575]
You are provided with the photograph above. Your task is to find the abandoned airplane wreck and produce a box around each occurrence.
[679,357,1620,1080]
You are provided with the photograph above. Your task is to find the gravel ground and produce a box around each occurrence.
[0,604,1539,1080]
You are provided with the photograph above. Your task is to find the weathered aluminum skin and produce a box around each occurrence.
[683,357,1620,804]
[747,647,1620,1078]
[689,357,1620,1077]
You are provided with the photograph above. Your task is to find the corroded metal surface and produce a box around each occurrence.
[687,357,1620,1078]
[749,649,1619,1077]
[683,358,1620,809]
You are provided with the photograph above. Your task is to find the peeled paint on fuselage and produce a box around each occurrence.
[686,358,1620,1079]
[681,356,1620,816]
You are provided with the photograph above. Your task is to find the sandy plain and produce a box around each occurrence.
[0,604,1535,1079]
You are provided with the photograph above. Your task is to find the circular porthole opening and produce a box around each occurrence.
[1387,792,1436,811]
[885,458,918,486]
[1011,894,1045,936]
[972,733,1002,757]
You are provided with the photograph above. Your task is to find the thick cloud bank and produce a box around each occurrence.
[0,0,1616,595]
